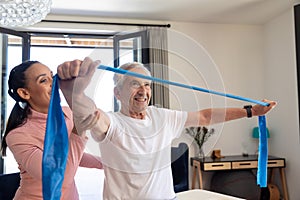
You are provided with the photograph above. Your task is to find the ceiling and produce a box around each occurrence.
[50,0,300,25]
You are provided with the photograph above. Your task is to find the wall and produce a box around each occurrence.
[168,21,266,189]
[264,8,300,199]
[169,22,265,154]
[169,7,298,199]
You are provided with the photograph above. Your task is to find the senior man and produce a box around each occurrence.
[58,57,276,200]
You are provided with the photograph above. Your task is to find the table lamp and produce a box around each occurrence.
[252,127,270,155]
[252,127,270,139]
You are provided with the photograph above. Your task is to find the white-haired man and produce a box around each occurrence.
[58,57,276,200]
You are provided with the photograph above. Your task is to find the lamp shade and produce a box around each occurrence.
[252,127,270,139]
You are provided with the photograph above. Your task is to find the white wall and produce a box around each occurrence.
[169,7,299,199]
[169,22,265,155]
[264,8,300,199]
[168,22,266,189]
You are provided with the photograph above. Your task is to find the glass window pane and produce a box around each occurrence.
[4,35,116,173]
[2,33,23,173]
[118,37,141,65]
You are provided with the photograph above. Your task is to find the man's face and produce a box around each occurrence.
[115,67,152,117]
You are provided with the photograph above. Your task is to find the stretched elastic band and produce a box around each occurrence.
[43,65,269,197]
[98,65,270,107]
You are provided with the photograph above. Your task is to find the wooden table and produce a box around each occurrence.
[191,155,288,200]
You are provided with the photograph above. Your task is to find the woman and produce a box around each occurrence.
[1,60,102,200]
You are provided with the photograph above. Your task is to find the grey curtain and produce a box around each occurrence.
[146,27,169,108]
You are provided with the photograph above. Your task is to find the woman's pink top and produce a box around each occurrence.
[6,107,102,200]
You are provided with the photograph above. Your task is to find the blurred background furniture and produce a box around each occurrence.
[0,172,20,200]
[210,170,260,200]
[171,143,189,193]
[191,155,288,200]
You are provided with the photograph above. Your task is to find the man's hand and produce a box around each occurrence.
[57,57,101,96]
[57,57,101,129]
[252,99,277,116]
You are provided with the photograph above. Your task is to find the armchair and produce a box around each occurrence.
[171,143,189,193]
[0,172,20,200]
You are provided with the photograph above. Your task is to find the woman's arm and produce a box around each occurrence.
[79,153,103,169]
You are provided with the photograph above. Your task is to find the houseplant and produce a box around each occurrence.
[185,126,215,158]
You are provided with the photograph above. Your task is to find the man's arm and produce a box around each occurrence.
[185,99,276,127]
[57,57,110,140]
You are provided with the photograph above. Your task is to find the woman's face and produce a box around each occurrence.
[22,63,53,113]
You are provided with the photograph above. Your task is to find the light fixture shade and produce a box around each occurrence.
[0,0,52,27]
[252,127,270,139]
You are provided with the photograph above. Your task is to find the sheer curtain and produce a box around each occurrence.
[146,27,169,108]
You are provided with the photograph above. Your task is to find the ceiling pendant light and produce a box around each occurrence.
[0,0,52,27]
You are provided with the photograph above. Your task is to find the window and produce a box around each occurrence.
[3,33,137,173]
[1,28,157,173]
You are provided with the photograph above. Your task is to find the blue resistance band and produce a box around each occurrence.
[42,75,69,200]
[98,64,269,187]
[42,65,269,199]
[98,65,269,107]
